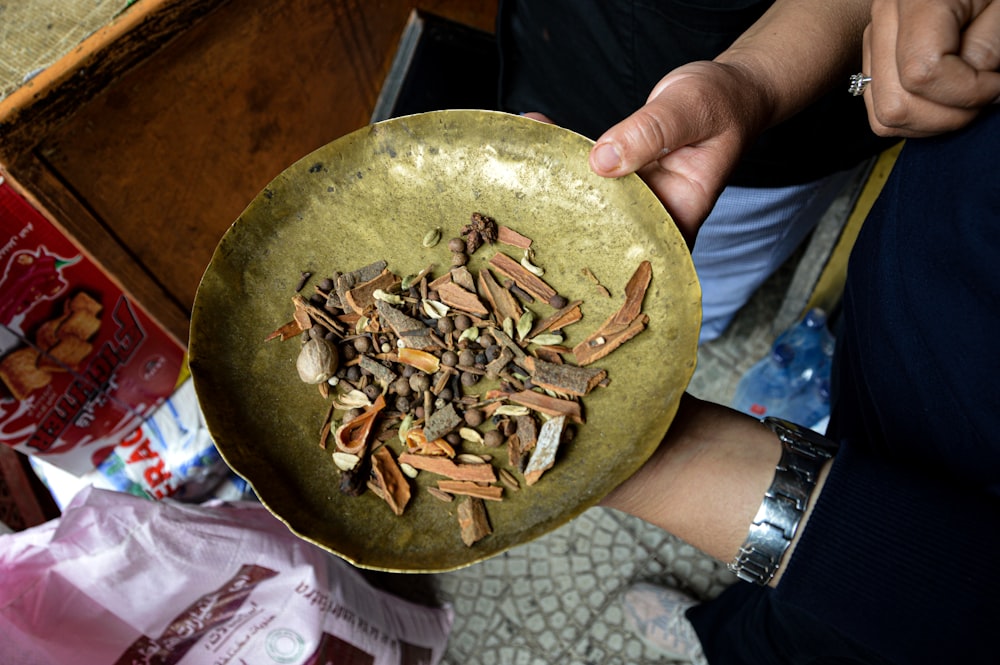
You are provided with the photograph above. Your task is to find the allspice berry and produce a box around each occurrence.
[296,337,339,384]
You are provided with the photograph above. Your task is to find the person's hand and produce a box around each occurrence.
[586,61,770,243]
[862,0,1000,137]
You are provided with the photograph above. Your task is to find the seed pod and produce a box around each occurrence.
[332,452,361,471]
[529,332,564,346]
[520,252,545,276]
[458,326,479,343]
[495,404,531,417]
[459,427,485,445]
[296,337,339,384]
[422,227,442,248]
[373,289,404,305]
[422,299,450,319]
[516,310,534,341]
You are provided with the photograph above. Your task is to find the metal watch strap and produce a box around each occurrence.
[728,417,839,585]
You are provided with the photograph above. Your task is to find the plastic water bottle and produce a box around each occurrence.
[731,343,799,419]
[775,308,835,385]
[782,377,832,433]
[732,309,835,428]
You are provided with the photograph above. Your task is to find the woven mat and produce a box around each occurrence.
[0,0,134,102]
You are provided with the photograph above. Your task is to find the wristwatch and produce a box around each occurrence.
[728,417,839,585]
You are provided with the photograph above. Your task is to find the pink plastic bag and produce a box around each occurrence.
[0,487,452,665]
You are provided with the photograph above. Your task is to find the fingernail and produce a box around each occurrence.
[592,142,621,172]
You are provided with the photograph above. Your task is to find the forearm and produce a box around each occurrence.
[716,0,871,128]
[601,395,833,586]
[601,397,796,570]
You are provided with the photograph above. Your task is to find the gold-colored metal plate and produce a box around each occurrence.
[189,110,700,573]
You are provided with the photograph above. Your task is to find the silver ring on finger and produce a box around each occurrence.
[848,73,872,96]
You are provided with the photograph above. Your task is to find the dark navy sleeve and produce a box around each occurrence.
[773,107,1000,665]
[496,0,893,186]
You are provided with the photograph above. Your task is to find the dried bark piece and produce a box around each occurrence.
[485,345,515,381]
[533,346,564,364]
[488,252,559,305]
[318,283,342,310]
[436,281,490,317]
[582,267,613,298]
[334,395,386,455]
[318,400,337,449]
[572,314,649,366]
[427,271,453,292]
[508,390,584,424]
[376,300,435,350]
[345,269,400,314]
[423,402,462,442]
[572,261,652,366]
[497,225,533,250]
[405,429,456,457]
[477,267,523,323]
[265,319,304,342]
[348,260,390,284]
[397,453,497,483]
[523,415,567,486]
[449,266,477,292]
[436,480,503,501]
[291,295,345,333]
[358,354,397,387]
[371,446,411,516]
[528,300,583,337]
[608,260,652,330]
[507,434,527,472]
[487,326,528,366]
[292,300,313,331]
[336,260,389,310]
[515,414,538,448]
[507,414,538,472]
[427,487,454,502]
[524,357,607,397]
[457,496,492,546]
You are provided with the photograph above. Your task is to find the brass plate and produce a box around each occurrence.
[189,110,700,572]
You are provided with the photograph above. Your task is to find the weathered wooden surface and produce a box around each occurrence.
[1,0,498,343]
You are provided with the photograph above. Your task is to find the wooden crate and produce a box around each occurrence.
[0,0,498,345]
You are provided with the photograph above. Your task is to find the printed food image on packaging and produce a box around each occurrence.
[1,179,186,474]
[1,285,99,399]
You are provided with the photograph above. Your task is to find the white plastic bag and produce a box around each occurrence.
[0,487,452,665]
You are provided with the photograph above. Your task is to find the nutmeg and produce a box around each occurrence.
[296,337,339,384]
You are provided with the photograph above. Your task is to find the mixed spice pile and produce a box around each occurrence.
[267,213,651,547]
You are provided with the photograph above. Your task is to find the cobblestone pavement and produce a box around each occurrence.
[432,507,735,665]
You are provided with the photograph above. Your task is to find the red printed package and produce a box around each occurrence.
[0,179,185,474]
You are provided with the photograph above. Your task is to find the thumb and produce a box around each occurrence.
[589,105,679,177]
[588,67,741,180]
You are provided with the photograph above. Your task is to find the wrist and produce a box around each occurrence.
[601,397,783,562]
[729,418,838,586]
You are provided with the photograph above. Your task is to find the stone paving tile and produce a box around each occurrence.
[434,507,735,665]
